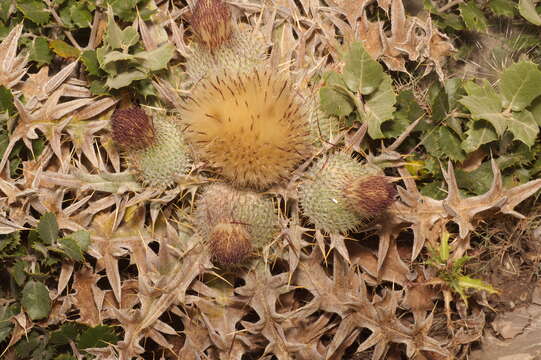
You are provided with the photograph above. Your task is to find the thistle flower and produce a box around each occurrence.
[181,69,312,189]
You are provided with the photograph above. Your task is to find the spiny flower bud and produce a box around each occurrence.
[181,69,312,189]
[194,183,279,265]
[209,223,252,265]
[344,176,397,216]
[299,153,396,234]
[191,0,232,50]
[111,107,155,150]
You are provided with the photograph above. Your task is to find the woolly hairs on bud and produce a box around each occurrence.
[111,107,155,150]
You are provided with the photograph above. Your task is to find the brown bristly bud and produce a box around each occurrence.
[111,107,155,150]
[191,0,232,50]
[209,222,252,265]
[344,176,397,217]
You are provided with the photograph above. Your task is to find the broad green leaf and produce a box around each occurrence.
[0,303,18,343]
[77,325,119,349]
[456,162,494,195]
[38,212,58,245]
[102,50,135,66]
[439,127,466,161]
[70,2,92,28]
[9,259,27,286]
[120,26,140,49]
[134,43,175,71]
[323,71,347,88]
[81,50,101,76]
[28,37,52,66]
[50,323,84,345]
[343,42,383,95]
[383,90,424,138]
[459,91,507,135]
[518,0,541,25]
[488,0,516,17]
[71,230,91,250]
[105,69,147,89]
[58,237,84,261]
[459,1,488,32]
[363,76,396,139]
[105,7,123,49]
[105,0,143,21]
[461,120,498,153]
[530,98,541,126]
[320,87,354,117]
[507,110,539,147]
[499,61,541,111]
[0,86,14,114]
[49,39,81,58]
[21,281,52,320]
[16,0,50,25]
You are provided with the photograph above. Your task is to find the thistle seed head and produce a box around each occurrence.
[181,69,312,189]
[111,107,155,150]
[344,176,397,217]
[191,0,232,50]
[209,222,252,265]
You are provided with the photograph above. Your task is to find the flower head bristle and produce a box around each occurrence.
[209,222,252,265]
[181,69,312,189]
[344,176,397,216]
[111,107,155,150]
[191,0,232,50]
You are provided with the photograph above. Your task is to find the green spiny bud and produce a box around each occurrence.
[112,109,191,188]
[299,153,396,234]
[194,183,279,264]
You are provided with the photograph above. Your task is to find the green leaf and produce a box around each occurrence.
[499,61,541,111]
[459,91,507,135]
[0,86,14,114]
[49,39,81,58]
[105,0,143,21]
[102,50,135,66]
[457,275,499,294]
[16,0,51,25]
[518,0,541,25]
[120,26,140,49]
[363,75,397,139]
[461,120,498,153]
[58,237,84,261]
[105,68,147,89]
[50,323,84,345]
[320,87,354,117]
[81,50,101,76]
[77,325,119,349]
[507,110,539,147]
[9,259,27,286]
[456,162,494,194]
[439,127,466,161]
[488,0,516,17]
[29,37,53,66]
[21,281,52,320]
[459,1,488,32]
[530,97,541,126]
[71,230,91,250]
[343,42,384,95]
[383,90,424,138]
[38,212,58,245]
[134,43,175,71]
[105,7,123,49]
[0,303,18,343]
[70,2,92,28]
